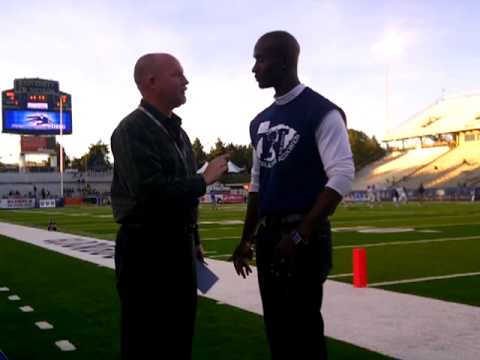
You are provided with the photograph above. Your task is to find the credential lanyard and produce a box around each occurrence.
[138,106,190,173]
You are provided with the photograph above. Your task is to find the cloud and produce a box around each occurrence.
[1,0,479,163]
[177,72,273,151]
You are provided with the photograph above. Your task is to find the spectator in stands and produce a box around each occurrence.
[209,190,217,210]
[110,53,229,360]
[367,185,376,207]
[231,31,354,359]
[398,186,408,204]
[392,187,399,206]
[418,183,426,203]
[456,182,462,200]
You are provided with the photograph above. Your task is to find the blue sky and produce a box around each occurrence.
[1,0,479,162]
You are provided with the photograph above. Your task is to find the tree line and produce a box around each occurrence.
[56,129,385,173]
[191,130,385,172]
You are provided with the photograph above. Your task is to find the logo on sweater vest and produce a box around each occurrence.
[256,122,300,168]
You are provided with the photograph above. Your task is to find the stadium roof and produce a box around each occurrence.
[383,92,480,142]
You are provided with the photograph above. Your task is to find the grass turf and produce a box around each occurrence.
[1,202,480,305]
[1,201,479,357]
[0,234,389,359]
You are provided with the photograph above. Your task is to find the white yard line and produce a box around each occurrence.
[202,237,237,241]
[332,213,480,225]
[369,272,480,287]
[201,227,240,232]
[328,273,353,279]
[1,221,480,360]
[209,254,231,259]
[414,221,480,228]
[11,210,65,215]
[333,235,480,250]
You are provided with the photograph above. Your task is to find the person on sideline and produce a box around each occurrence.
[232,31,354,359]
[111,53,228,360]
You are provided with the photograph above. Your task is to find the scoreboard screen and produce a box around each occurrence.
[3,109,72,135]
[2,78,72,135]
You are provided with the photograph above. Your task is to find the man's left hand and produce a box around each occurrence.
[275,231,297,260]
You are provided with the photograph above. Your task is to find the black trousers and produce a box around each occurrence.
[255,220,331,360]
[115,224,197,360]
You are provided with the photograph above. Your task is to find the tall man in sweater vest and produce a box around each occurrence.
[232,31,355,359]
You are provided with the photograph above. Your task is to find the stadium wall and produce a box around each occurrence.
[0,172,112,197]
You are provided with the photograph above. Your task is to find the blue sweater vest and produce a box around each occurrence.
[250,87,343,217]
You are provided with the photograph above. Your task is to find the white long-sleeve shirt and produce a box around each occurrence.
[250,84,355,197]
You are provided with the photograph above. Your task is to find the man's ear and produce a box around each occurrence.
[147,75,155,87]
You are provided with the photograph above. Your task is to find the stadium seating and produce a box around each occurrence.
[354,92,480,190]
[414,143,480,187]
[0,171,112,197]
[353,146,450,190]
[353,143,480,190]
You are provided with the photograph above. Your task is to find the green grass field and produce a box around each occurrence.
[1,201,479,358]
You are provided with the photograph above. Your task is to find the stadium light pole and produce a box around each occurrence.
[385,63,389,135]
[59,95,64,198]
[373,31,405,137]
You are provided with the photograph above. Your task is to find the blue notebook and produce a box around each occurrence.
[196,260,219,294]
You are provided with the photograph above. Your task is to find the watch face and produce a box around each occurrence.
[292,231,302,245]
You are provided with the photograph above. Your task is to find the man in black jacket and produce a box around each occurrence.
[111,53,228,360]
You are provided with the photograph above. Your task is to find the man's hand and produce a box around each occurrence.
[231,240,254,278]
[202,154,230,185]
[273,230,305,274]
[275,231,297,261]
[195,244,207,264]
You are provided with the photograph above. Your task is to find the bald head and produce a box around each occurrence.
[133,53,188,114]
[134,53,178,90]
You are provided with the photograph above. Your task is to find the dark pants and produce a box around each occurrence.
[255,219,331,360]
[115,224,197,360]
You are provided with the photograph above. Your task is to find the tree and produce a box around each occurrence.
[70,157,84,171]
[71,140,112,172]
[225,143,252,170]
[207,138,227,160]
[195,128,385,176]
[348,129,386,171]
[206,139,253,171]
[191,137,207,167]
[86,141,112,171]
[53,143,70,169]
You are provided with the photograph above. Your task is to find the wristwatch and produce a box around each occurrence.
[291,230,307,246]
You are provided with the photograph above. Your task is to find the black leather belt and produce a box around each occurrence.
[121,222,195,233]
[259,214,304,228]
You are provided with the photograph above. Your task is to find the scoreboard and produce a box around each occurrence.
[2,78,72,135]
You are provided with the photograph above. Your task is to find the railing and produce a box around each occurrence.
[426,163,469,187]
[397,147,453,185]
